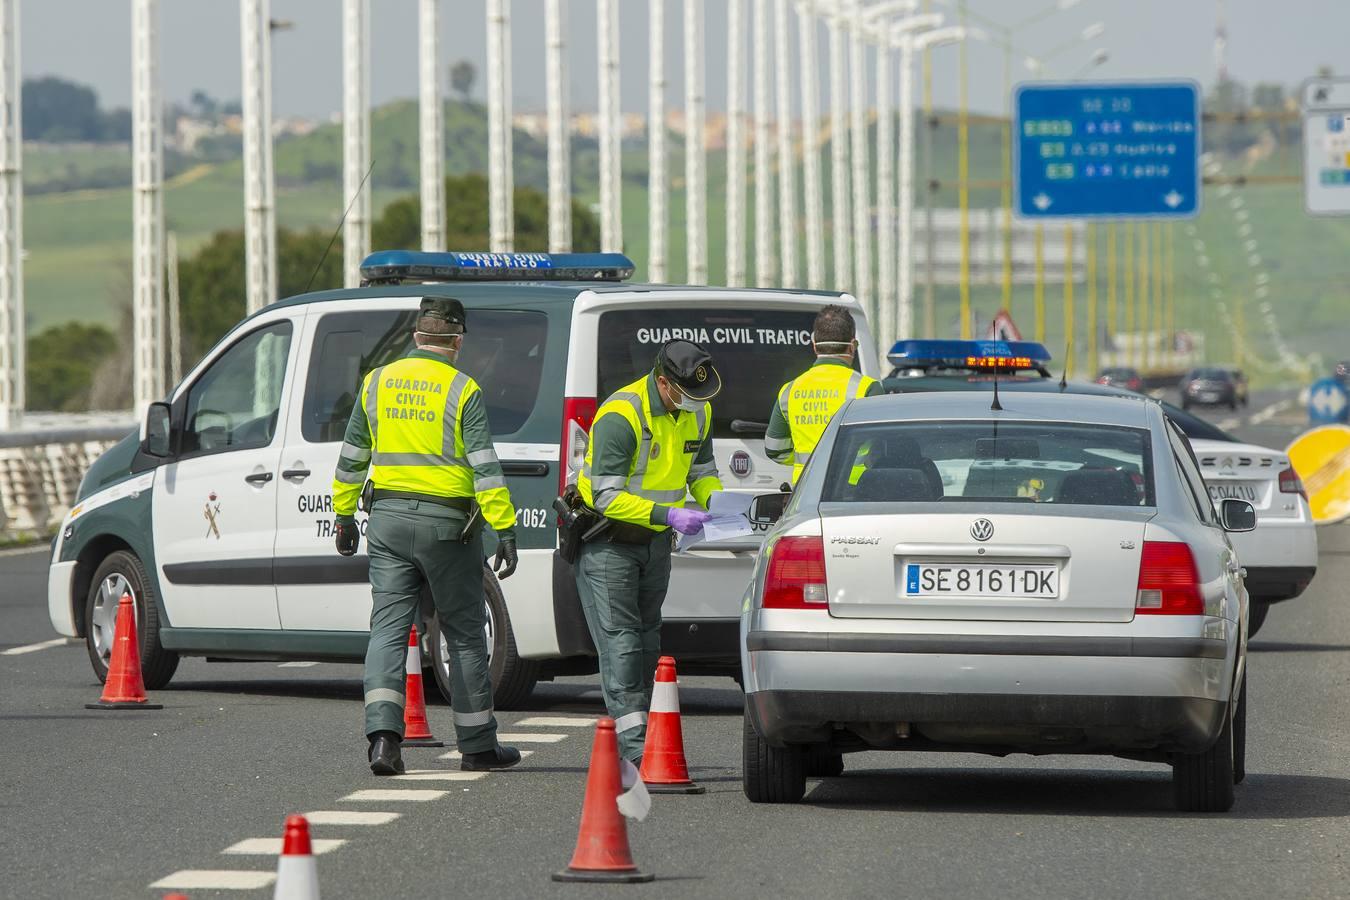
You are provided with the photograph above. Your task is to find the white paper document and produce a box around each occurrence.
[675,492,756,551]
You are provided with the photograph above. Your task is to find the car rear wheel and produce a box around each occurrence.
[428,567,539,711]
[742,709,806,803]
[1247,599,1270,637]
[1171,694,1236,812]
[85,550,179,690]
[805,747,845,778]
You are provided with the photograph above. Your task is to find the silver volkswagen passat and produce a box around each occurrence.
[740,391,1254,812]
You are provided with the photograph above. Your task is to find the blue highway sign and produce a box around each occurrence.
[1014,81,1201,219]
[1308,378,1350,425]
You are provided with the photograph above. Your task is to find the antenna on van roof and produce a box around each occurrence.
[304,157,377,293]
[1058,339,1072,392]
[991,369,1003,411]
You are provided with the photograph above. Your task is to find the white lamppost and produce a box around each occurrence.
[486,0,513,252]
[753,0,775,286]
[342,0,370,284]
[598,0,621,253]
[419,0,445,252]
[795,0,825,289]
[725,0,747,286]
[685,0,707,283]
[649,0,667,279]
[774,0,798,287]
[132,0,164,410]
[1,0,22,425]
[544,0,570,252]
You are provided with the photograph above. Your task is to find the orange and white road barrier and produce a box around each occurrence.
[553,718,654,884]
[273,815,320,900]
[85,591,162,710]
[638,656,704,794]
[402,625,443,748]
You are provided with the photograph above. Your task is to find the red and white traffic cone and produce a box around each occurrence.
[552,718,654,884]
[86,590,162,710]
[402,625,443,748]
[273,815,320,900]
[638,656,704,794]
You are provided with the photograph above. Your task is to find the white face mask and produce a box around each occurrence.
[675,393,702,413]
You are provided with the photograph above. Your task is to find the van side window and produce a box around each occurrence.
[181,321,293,457]
[302,308,549,443]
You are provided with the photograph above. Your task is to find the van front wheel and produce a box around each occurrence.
[84,550,178,690]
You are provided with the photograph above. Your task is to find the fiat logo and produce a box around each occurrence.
[730,450,753,478]
[970,518,995,542]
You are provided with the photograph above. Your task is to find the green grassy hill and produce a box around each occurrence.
[22,100,1344,384]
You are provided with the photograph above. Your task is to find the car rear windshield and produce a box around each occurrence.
[822,421,1155,506]
[597,307,831,439]
[1189,368,1231,381]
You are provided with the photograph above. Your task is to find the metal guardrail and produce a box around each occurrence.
[0,414,135,537]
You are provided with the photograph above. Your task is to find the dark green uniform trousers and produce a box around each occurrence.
[574,531,673,761]
[363,498,497,753]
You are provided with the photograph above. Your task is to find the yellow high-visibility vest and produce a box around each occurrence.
[578,376,719,530]
[777,364,876,482]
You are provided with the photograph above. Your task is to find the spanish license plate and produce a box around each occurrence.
[904,563,1060,599]
[1207,482,1258,502]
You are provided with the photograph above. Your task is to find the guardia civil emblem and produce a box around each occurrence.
[650,441,661,459]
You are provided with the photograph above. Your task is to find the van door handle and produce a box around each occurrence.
[244,472,274,485]
[282,468,312,480]
[501,461,550,477]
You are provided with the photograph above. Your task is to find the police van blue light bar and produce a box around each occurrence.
[359,250,636,285]
[887,339,1053,370]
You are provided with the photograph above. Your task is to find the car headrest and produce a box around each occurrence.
[853,467,941,502]
[1055,469,1139,506]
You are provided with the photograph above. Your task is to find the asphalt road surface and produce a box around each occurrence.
[4,387,1348,899]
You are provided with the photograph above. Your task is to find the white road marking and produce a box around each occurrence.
[149,870,277,890]
[1217,417,1241,430]
[389,770,487,782]
[303,810,401,826]
[1,637,72,656]
[223,837,347,856]
[1251,399,1294,425]
[340,789,448,802]
[494,732,568,743]
[437,749,534,761]
[0,544,47,559]
[277,661,319,668]
[515,716,597,728]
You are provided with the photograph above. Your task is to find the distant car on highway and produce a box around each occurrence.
[1180,367,1243,410]
[879,341,1318,635]
[1095,366,1145,393]
[741,391,1253,812]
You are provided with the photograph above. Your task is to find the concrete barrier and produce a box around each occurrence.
[0,416,135,539]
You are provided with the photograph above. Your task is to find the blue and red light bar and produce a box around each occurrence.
[887,339,1053,371]
[360,250,636,285]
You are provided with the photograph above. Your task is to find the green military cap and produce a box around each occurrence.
[418,297,467,332]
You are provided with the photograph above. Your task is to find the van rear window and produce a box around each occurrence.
[302,308,548,442]
[597,308,829,439]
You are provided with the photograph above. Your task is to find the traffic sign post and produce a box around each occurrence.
[1014,81,1201,219]
[1307,378,1350,425]
[1301,77,1350,216]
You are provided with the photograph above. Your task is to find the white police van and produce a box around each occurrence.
[48,251,878,707]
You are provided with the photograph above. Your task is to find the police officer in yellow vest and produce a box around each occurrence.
[765,305,880,482]
[332,297,522,776]
[575,340,723,763]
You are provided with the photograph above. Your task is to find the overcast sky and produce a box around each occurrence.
[22,1,1348,119]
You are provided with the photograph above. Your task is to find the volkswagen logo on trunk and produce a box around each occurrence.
[730,450,753,478]
[970,518,995,542]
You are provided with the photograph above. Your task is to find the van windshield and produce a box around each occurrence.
[597,307,836,439]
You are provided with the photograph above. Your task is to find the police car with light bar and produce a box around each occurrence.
[880,339,1316,635]
[47,251,878,707]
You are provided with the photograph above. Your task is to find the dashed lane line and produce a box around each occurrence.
[1251,398,1294,425]
[494,732,568,743]
[223,837,347,856]
[389,770,488,782]
[303,810,402,826]
[149,870,277,891]
[1,637,74,656]
[515,716,598,727]
[277,661,319,668]
[438,749,534,761]
[340,788,449,802]
[1217,417,1241,430]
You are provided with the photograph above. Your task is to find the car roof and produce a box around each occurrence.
[842,389,1153,429]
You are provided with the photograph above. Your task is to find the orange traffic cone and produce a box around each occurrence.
[402,625,443,748]
[638,656,704,794]
[552,718,655,884]
[86,591,162,710]
[273,815,320,900]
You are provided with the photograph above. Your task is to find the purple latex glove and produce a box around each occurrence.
[666,507,712,536]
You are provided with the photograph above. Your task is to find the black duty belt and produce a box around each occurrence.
[370,489,472,512]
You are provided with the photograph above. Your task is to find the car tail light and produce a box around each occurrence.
[762,536,829,610]
[560,396,597,496]
[1135,541,1204,615]
[1279,466,1306,500]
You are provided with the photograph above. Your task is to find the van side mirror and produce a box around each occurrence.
[748,492,791,527]
[1219,498,1256,533]
[142,402,173,458]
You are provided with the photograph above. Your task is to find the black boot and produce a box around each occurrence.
[368,731,405,776]
[460,743,522,771]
